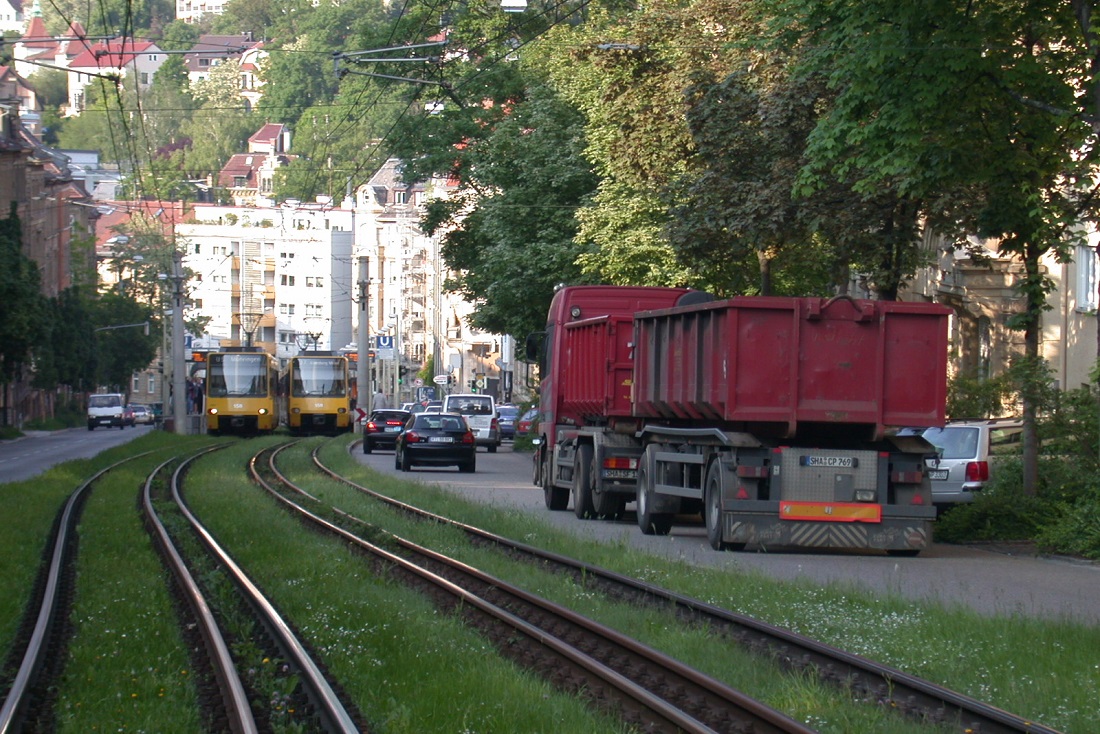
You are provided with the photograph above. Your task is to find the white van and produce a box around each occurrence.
[87,393,126,430]
[442,393,500,452]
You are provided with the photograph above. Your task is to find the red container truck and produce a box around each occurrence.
[528,285,950,555]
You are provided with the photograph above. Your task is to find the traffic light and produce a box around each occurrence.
[468,379,477,392]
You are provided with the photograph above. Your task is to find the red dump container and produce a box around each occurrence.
[632,295,950,438]
[554,286,693,422]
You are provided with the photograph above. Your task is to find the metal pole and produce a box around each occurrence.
[171,250,188,435]
[357,257,370,427]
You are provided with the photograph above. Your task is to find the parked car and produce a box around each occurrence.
[362,409,412,453]
[394,412,477,472]
[901,418,1024,511]
[516,407,538,437]
[129,404,154,425]
[496,404,520,440]
[442,393,500,451]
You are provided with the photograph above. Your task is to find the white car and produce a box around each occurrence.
[442,393,500,452]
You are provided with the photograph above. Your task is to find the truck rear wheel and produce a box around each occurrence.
[573,444,596,519]
[705,462,730,550]
[592,487,625,520]
[636,449,672,535]
[540,446,569,511]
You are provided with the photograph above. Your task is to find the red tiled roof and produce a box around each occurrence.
[68,39,159,70]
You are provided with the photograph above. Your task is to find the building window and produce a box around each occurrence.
[199,58,210,67]
[279,303,296,315]
[305,276,324,288]
[140,72,149,85]
[394,190,407,205]
[132,374,140,392]
[280,274,295,286]
[194,243,201,254]
[1076,244,1098,311]
[234,176,247,187]
[148,374,156,392]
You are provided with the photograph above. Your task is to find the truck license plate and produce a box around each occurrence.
[928,469,949,480]
[800,455,857,468]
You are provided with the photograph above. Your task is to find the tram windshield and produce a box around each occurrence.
[290,357,347,397]
[207,354,270,397]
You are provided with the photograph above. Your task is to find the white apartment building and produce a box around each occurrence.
[355,159,511,404]
[176,201,355,363]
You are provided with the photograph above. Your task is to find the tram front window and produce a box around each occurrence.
[208,355,269,397]
[291,358,347,397]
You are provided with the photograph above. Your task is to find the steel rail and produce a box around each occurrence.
[175,443,359,733]
[313,445,1063,734]
[141,450,257,734]
[0,454,152,734]
[260,444,814,734]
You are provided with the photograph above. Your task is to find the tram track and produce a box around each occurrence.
[151,443,363,733]
[304,443,1061,734]
[1,445,364,734]
[253,442,816,734]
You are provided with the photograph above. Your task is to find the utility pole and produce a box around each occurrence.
[170,249,187,435]
[357,256,370,426]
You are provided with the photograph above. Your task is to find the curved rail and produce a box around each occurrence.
[141,449,257,734]
[0,453,156,733]
[259,444,814,734]
[175,442,360,733]
[315,445,1063,734]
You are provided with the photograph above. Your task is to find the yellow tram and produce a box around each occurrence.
[285,352,353,435]
[205,347,281,435]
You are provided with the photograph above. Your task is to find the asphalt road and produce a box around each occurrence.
[355,442,1100,627]
[0,424,155,484]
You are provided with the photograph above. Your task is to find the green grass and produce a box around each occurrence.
[184,436,625,733]
[3,433,1098,733]
[53,452,206,732]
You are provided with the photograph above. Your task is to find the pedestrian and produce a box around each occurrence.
[372,389,388,410]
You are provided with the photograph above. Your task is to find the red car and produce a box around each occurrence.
[362,409,411,453]
[516,407,538,436]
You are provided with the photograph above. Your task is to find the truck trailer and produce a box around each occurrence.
[528,285,950,555]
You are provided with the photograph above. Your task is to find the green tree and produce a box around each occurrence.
[33,287,98,393]
[90,293,159,392]
[421,84,598,340]
[0,210,46,399]
[767,0,1094,492]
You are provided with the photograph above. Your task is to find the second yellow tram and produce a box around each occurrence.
[285,352,353,435]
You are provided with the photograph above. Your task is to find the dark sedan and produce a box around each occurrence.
[394,412,476,472]
[496,404,520,440]
[362,409,411,453]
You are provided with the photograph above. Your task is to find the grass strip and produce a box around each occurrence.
[308,436,1098,734]
[52,440,211,732]
[184,437,629,733]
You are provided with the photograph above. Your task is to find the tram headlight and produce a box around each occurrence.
[208,408,218,415]
[258,408,268,415]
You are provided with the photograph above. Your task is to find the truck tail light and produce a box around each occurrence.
[965,461,989,482]
[603,457,637,470]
